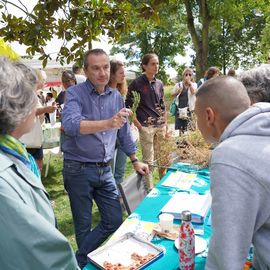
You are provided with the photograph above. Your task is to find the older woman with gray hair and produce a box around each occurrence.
[238,65,270,104]
[0,57,78,270]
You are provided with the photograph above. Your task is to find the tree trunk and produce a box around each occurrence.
[195,42,208,80]
[184,0,211,80]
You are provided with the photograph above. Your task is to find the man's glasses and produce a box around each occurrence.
[185,73,192,77]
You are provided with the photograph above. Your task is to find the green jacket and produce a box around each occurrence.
[0,151,78,269]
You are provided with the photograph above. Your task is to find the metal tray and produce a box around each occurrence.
[88,232,164,270]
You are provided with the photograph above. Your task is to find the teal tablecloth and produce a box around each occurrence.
[84,163,211,270]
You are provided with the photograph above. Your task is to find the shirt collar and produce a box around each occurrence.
[86,79,112,95]
[142,73,156,84]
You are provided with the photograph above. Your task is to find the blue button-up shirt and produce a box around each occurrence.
[62,80,136,163]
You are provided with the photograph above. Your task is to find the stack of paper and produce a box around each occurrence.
[162,171,197,190]
[160,192,211,224]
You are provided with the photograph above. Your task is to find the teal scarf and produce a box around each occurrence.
[0,134,40,178]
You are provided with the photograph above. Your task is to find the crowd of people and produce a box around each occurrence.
[0,49,269,270]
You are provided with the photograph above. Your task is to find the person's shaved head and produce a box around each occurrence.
[196,76,250,124]
[195,76,251,143]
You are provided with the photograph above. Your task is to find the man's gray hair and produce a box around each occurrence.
[0,57,37,134]
[238,65,270,103]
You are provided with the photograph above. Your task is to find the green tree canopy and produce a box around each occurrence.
[0,0,163,67]
[1,0,269,76]
[207,1,267,73]
[181,0,270,77]
[111,1,188,83]
[111,0,270,80]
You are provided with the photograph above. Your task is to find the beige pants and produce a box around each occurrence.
[139,125,167,189]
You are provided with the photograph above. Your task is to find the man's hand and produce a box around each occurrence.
[132,161,149,176]
[133,118,142,131]
[45,105,57,113]
[110,108,129,129]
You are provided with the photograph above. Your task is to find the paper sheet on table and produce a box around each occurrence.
[162,171,197,190]
[107,219,156,245]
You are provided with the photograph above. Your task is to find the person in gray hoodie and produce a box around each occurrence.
[194,76,270,270]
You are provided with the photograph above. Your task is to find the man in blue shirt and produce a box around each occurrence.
[62,49,149,268]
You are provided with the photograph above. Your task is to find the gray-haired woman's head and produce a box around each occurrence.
[0,57,37,134]
[238,65,270,104]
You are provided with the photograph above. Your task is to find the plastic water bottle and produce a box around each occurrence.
[179,210,195,270]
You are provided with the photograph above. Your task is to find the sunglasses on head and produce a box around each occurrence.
[185,73,192,77]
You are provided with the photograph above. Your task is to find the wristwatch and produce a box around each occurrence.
[131,158,139,164]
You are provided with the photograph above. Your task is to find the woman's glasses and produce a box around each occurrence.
[185,73,192,77]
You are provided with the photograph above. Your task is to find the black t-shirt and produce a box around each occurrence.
[55,91,66,105]
[178,86,188,108]
[126,74,165,126]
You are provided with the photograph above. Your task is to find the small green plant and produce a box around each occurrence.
[130,91,140,124]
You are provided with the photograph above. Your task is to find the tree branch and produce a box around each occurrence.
[0,0,29,16]
[17,0,28,13]
[184,0,199,51]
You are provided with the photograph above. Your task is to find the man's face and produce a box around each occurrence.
[143,56,159,76]
[84,53,110,90]
[194,99,218,144]
[62,75,76,90]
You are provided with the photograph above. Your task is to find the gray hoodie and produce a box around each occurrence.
[206,103,270,270]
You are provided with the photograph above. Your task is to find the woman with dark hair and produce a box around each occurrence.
[171,68,197,134]
[56,70,77,108]
[109,60,129,186]
[126,53,166,189]
[0,57,78,269]
[227,68,236,77]
[197,66,220,88]
[109,60,127,97]
[206,66,220,79]
[57,70,77,151]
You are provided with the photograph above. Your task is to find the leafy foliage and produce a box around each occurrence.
[208,4,266,72]
[0,0,163,67]
[1,0,269,74]
[182,0,270,76]
[111,1,188,83]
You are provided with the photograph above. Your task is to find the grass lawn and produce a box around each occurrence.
[42,85,175,250]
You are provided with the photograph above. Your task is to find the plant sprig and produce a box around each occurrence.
[130,91,140,124]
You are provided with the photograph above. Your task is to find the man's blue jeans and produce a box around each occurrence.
[63,160,122,268]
